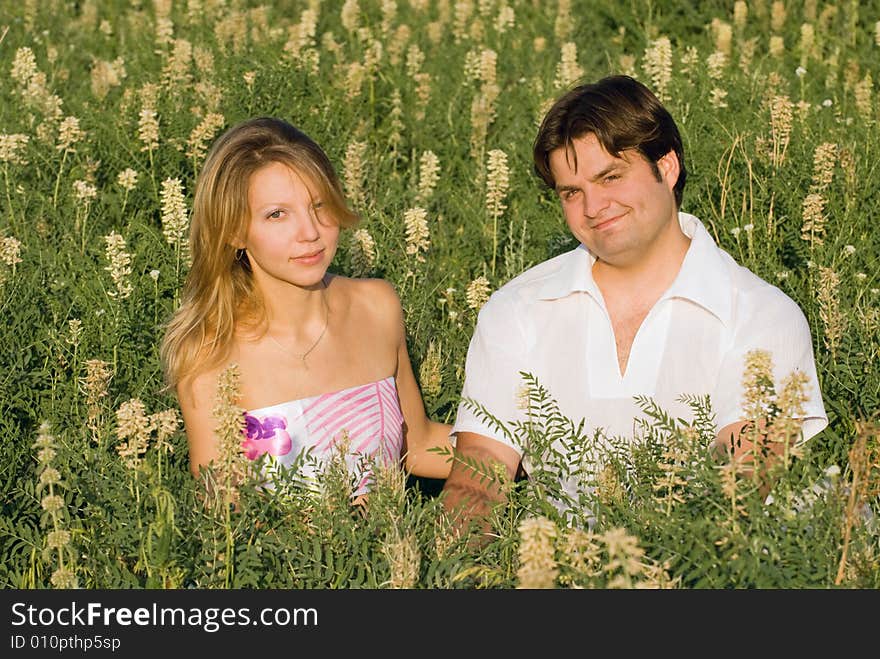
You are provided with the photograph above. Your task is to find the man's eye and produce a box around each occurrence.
[604,175,619,183]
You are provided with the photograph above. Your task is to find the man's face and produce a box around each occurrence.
[548,133,680,268]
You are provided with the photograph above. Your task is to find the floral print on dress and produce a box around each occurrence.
[241,413,292,460]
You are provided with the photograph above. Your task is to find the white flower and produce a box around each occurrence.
[795,66,807,77]
[822,99,833,107]
[149,269,160,281]
[730,227,742,237]
[743,223,754,232]
[842,244,856,256]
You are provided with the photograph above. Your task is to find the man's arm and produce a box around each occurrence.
[715,418,800,498]
[441,431,521,545]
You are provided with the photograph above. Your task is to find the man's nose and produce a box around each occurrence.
[583,185,610,219]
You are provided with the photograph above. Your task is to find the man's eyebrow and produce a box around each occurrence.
[588,163,623,181]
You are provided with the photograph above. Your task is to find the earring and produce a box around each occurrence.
[235,248,245,262]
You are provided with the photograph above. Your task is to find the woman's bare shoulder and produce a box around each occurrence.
[176,349,241,412]
[329,275,402,321]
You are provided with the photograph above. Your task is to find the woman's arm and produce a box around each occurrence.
[177,367,224,478]
[384,287,453,479]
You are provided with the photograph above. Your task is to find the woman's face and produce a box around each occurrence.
[243,161,339,291]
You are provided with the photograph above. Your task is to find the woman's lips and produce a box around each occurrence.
[292,249,324,265]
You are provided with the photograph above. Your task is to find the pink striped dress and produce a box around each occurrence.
[240,376,405,496]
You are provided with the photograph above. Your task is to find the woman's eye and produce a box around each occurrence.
[267,209,283,219]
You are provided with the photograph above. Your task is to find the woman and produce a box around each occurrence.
[160,117,451,496]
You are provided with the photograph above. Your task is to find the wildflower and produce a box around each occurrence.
[11,47,38,86]
[642,37,672,101]
[796,66,807,78]
[212,363,249,507]
[0,134,30,165]
[769,95,793,167]
[416,150,441,204]
[602,527,645,587]
[730,227,742,238]
[50,567,78,589]
[73,180,97,202]
[817,266,845,357]
[41,495,65,512]
[343,141,368,209]
[854,74,873,120]
[495,4,515,34]
[115,398,152,469]
[46,530,71,549]
[160,177,189,251]
[419,340,443,398]
[742,349,776,421]
[733,1,748,30]
[554,0,572,40]
[406,44,425,77]
[771,1,786,32]
[516,516,558,589]
[341,0,360,33]
[66,319,83,346]
[82,359,112,440]
[151,408,180,452]
[138,108,159,152]
[822,99,833,107]
[382,530,421,589]
[56,117,84,153]
[800,192,826,246]
[843,245,856,256]
[466,275,491,310]
[679,46,699,75]
[243,71,256,87]
[348,228,376,277]
[90,57,126,100]
[706,51,727,80]
[149,269,160,282]
[485,148,509,221]
[104,231,133,299]
[799,24,814,66]
[39,467,61,487]
[0,237,23,267]
[712,19,732,55]
[709,88,728,109]
[117,168,139,191]
[555,42,584,90]
[810,143,837,192]
[404,207,430,261]
[743,223,754,233]
[769,35,785,58]
[186,112,225,162]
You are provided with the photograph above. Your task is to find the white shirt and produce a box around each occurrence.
[453,212,828,480]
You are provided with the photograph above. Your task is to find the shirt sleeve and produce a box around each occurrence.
[451,291,529,456]
[713,287,828,443]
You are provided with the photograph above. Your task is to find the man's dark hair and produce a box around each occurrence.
[533,75,687,208]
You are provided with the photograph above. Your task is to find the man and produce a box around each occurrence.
[442,75,828,538]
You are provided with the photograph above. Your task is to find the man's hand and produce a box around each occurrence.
[715,418,802,499]
[440,432,521,548]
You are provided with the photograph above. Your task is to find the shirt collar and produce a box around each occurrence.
[664,212,732,327]
[536,212,733,327]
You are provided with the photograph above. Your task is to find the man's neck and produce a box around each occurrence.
[592,217,691,300]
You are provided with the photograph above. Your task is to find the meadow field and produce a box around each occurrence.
[1,0,878,589]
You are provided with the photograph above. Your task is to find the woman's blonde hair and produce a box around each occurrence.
[160,117,359,392]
